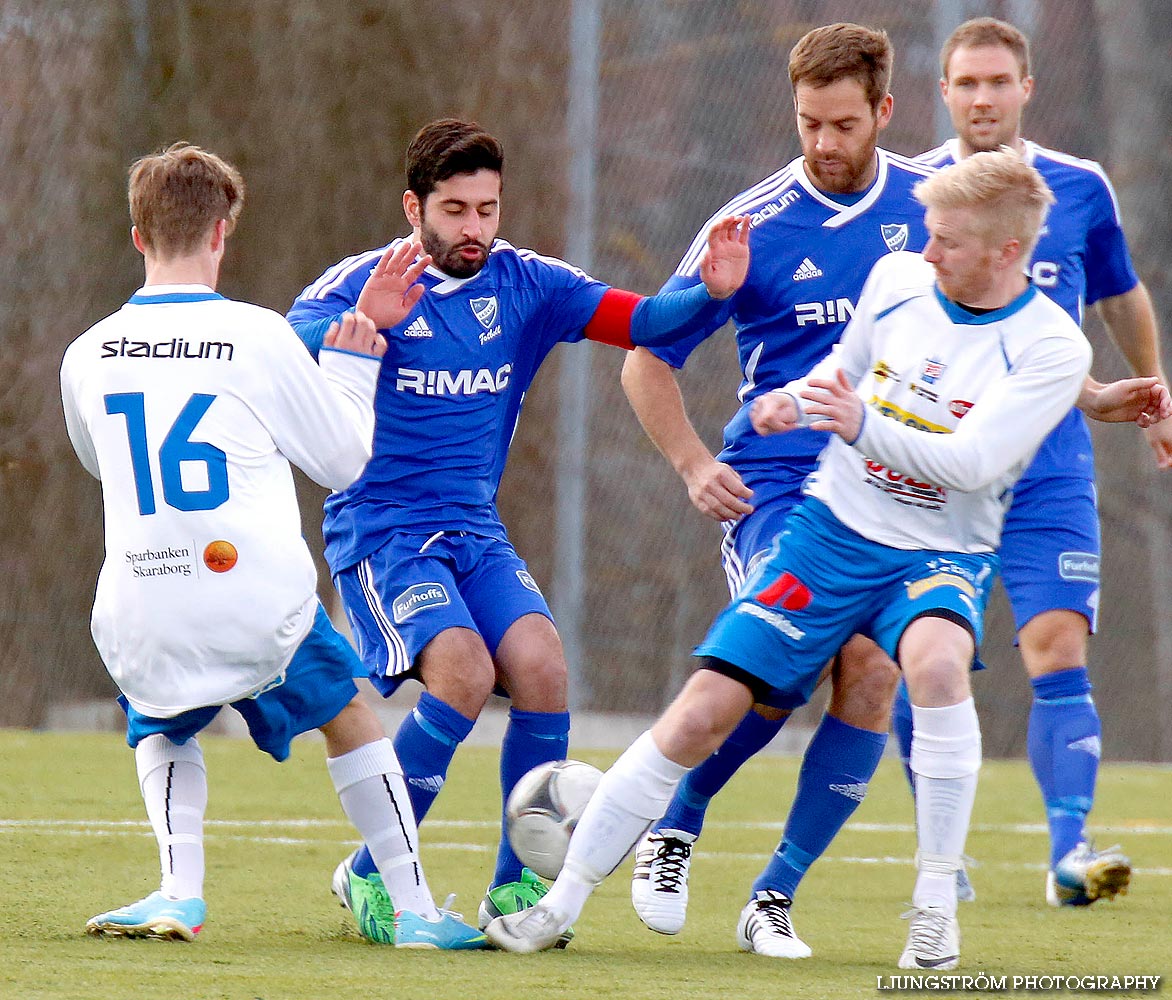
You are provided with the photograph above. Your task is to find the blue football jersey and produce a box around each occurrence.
[287,239,608,572]
[651,149,933,477]
[918,139,1140,483]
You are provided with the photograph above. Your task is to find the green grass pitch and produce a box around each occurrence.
[1,730,1167,999]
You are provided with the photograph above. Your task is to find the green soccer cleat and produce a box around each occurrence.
[477,867,574,948]
[332,849,396,944]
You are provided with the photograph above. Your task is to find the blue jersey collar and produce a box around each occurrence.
[934,280,1038,325]
[128,283,224,305]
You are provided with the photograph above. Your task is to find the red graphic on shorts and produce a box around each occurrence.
[755,572,813,611]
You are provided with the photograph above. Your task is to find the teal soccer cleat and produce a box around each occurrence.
[395,904,489,950]
[85,891,206,941]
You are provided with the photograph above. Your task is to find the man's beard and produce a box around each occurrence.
[806,121,881,194]
[420,222,488,279]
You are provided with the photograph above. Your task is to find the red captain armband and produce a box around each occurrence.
[583,288,642,350]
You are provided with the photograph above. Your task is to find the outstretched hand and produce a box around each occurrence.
[1079,375,1172,427]
[355,240,432,329]
[699,215,751,300]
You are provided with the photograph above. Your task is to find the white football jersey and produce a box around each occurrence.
[60,285,379,717]
[783,253,1091,553]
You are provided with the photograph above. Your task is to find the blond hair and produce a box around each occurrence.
[789,23,893,111]
[915,149,1054,258]
[941,17,1030,80]
[128,142,245,257]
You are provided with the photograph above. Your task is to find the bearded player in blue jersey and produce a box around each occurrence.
[897,16,1168,909]
[621,22,1166,956]
[621,23,936,955]
[286,118,749,945]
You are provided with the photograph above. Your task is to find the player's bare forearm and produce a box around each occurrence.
[622,348,709,476]
[1097,284,1164,380]
[621,348,753,520]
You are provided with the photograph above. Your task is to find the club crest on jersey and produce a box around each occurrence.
[392,582,450,623]
[516,570,543,595]
[918,357,947,384]
[881,223,909,253]
[470,296,499,329]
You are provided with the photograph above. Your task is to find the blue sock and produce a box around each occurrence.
[654,709,786,838]
[494,708,570,887]
[752,714,887,900]
[891,678,915,792]
[352,691,474,880]
[1027,667,1099,867]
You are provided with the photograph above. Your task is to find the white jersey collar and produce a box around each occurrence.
[944,137,1036,165]
[425,240,504,295]
[789,149,892,229]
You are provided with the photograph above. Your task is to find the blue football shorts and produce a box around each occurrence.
[1000,475,1100,634]
[122,602,361,762]
[697,498,999,709]
[719,464,810,597]
[334,529,553,696]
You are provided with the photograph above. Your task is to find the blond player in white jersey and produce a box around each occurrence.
[485,150,1125,968]
[60,142,486,949]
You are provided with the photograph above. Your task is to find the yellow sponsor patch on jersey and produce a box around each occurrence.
[868,396,951,434]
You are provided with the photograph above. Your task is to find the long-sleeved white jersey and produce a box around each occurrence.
[60,284,379,717]
[783,253,1092,553]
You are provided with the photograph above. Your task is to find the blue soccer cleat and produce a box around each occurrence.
[85,891,206,941]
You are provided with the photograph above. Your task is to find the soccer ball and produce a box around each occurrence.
[505,759,603,879]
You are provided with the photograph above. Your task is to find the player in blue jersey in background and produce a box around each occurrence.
[899,16,1168,908]
[285,118,749,945]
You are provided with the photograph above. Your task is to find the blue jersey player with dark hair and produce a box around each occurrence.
[900,16,1167,910]
[286,117,749,945]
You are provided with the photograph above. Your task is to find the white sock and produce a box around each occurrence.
[543,731,689,927]
[327,738,437,919]
[909,698,982,914]
[135,734,207,901]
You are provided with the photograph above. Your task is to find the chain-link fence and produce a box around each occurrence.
[3,0,1170,759]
